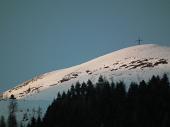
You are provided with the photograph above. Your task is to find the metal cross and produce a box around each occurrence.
[137,37,142,45]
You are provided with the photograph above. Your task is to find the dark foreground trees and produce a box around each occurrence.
[27,74,170,127]
[0,96,17,127]
[2,74,170,127]
[0,116,6,127]
[8,96,17,127]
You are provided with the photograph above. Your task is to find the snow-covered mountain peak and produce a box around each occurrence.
[2,44,170,100]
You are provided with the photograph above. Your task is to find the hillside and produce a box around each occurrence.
[2,44,170,101]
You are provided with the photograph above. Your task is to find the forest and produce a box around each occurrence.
[1,74,170,127]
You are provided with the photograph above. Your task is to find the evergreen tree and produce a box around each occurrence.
[75,82,81,96]
[36,116,42,127]
[29,74,170,127]
[30,117,36,127]
[81,82,87,96]
[8,96,17,127]
[7,114,17,127]
[0,116,6,127]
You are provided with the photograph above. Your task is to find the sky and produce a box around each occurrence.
[0,0,170,92]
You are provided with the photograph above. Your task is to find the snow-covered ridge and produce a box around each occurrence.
[2,44,170,100]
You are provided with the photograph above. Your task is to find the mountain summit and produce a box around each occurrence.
[3,44,170,100]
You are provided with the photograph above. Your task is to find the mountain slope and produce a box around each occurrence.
[3,44,170,100]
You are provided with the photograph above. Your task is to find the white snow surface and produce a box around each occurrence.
[1,44,170,123]
[2,44,170,101]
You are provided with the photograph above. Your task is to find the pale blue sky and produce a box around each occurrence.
[0,0,170,92]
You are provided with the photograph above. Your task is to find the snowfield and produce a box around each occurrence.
[0,44,170,123]
[3,44,170,100]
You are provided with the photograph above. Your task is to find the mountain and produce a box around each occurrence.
[0,44,170,124]
[2,44,170,101]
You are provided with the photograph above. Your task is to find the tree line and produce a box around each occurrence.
[31,74,170,127]
[0,94,17,127]
[1,74,170,127]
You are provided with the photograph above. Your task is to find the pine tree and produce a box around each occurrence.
[30,117,36,127]
[0,116,6,127]
[8,96,17,127]
[7,114,17,127]
[36,116,42,127]
[75,82,81,96]
[31,75,170,127]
